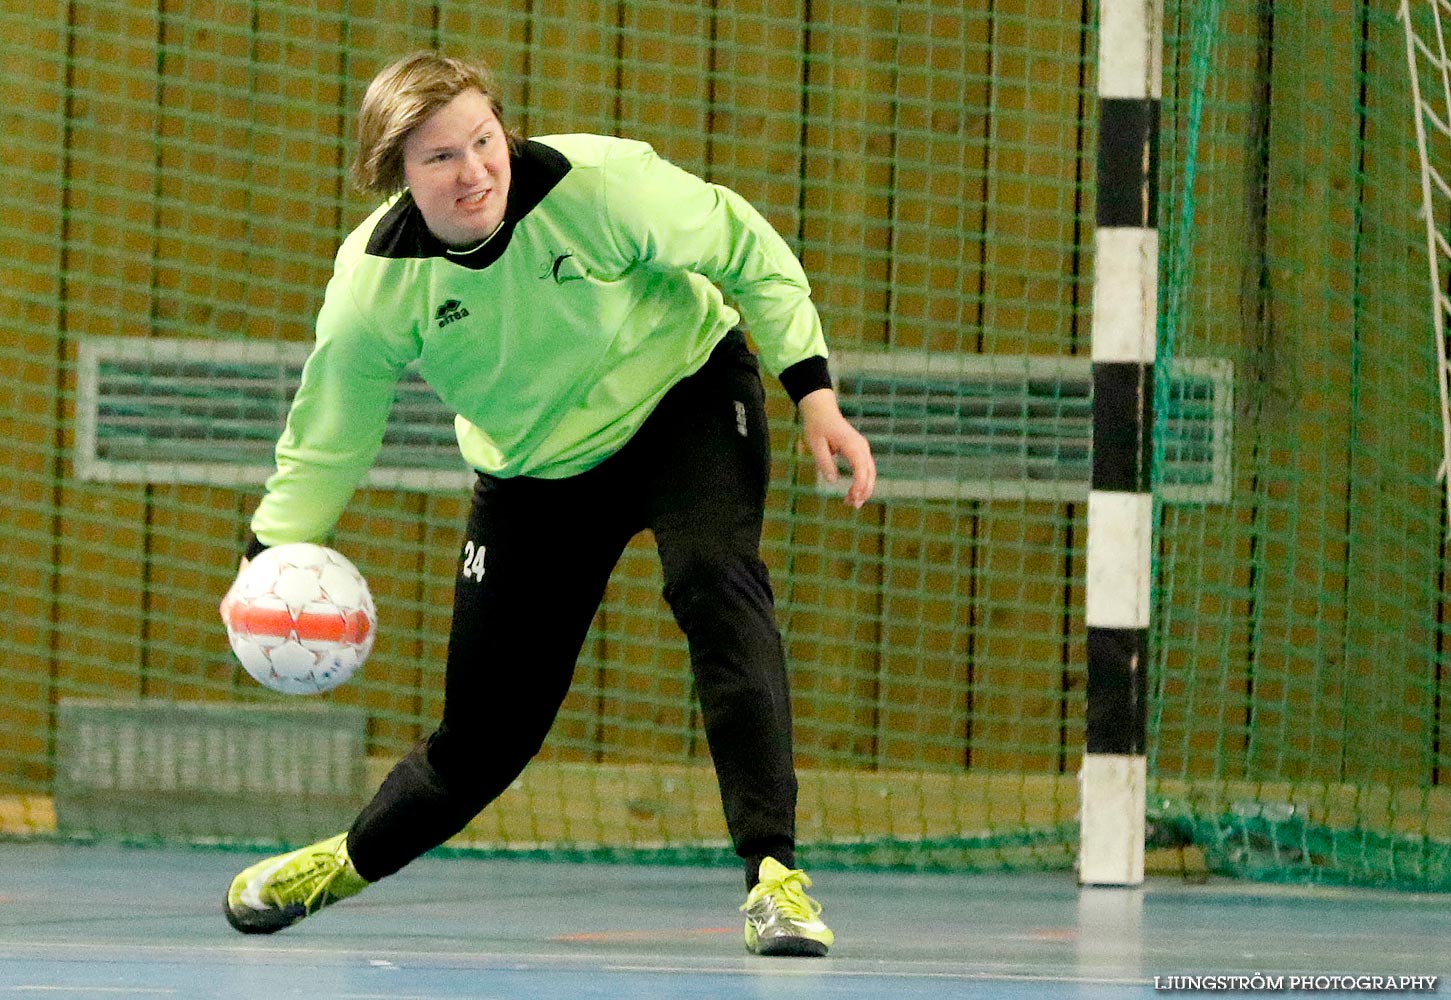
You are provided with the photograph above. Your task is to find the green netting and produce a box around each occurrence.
[1151,0,1451,890]
[3,0,1447,888]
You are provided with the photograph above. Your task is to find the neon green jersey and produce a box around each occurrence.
[252,134,831,546]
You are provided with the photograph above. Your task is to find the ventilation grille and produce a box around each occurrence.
[827,350,1232,503]
[76,338,1232,502]
[76,337,471,490]
[54,699,367,841]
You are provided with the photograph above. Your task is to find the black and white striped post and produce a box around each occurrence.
[1080,0,1161,887]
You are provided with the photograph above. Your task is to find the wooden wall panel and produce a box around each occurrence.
[874,5,992,771]
[1342,7,1441,787]
[1245,5,1357,783]
[0,1,67,788]
[888,4,991,355]
[242,2,353,339]
[708,2,808,242]
[51,3,159,711]
[335,510,428,757]
[799,0,896,348]
[152,0,264,341]
[410,494,469,755]
[876,506,973,768]
[1153,510,1259,780]
[438,1,533,87]
[528,1,622,137]
[783,515,885,769]
[783,0,897,769]
[967,507,1077,772]
[966,0,1088,772]
[333,1,439,240]
[337,3,439,84]
[617,0,712,169]
[1150,4,1265,782]
[141,490,250,700]
[591,536,697,764]
[977,1,1086,356]
[140,2,337,702]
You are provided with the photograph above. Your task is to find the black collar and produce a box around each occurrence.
[364,139,572,269]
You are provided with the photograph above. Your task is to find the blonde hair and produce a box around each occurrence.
[351,52,520,196]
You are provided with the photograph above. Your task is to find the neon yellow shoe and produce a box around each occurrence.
[741,857,835,956]
[224,832,369,934]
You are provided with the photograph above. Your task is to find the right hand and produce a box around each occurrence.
[218,557,250,626]
[798,388,877,509]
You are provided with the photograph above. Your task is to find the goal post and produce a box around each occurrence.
[1080,0,1163,887]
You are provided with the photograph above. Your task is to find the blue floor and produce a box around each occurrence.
[1,841,1448,998]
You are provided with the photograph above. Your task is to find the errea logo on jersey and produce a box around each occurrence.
[435,298,470,328]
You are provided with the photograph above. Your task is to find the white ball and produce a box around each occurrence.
[222,542,377,695]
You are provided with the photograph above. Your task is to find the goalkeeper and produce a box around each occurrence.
[222,51,875,958]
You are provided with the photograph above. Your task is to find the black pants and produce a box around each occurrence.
[347,330,797,887]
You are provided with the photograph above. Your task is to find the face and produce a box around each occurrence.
[403,88,512,249]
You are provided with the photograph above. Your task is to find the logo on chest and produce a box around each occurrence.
[435,298,471,328]
[539,250,589,285]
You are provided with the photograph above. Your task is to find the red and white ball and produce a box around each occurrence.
[221,543,376,695]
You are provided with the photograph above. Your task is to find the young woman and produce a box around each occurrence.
[222,51,874,957]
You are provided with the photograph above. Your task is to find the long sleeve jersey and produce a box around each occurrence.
[250,133,833,547]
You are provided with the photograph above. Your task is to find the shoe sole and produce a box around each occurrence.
[223,893,302,935]
[750,936,830,957]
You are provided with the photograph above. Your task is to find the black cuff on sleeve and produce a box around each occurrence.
[244,534,270,561]
[778,356,833,404]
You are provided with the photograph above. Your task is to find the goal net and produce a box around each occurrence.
[1146,0,1451,888]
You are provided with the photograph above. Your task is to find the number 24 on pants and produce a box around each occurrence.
[461,541,486,582]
